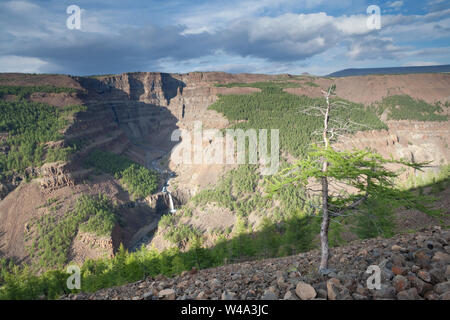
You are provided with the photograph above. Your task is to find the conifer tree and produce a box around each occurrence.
[267,85,429,270]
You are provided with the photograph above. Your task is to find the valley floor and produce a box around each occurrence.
[63,225,450,300]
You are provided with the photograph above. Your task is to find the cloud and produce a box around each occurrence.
[0,55,51,73]
[0,0,449,74]
[387,1,403,9]
[346,36,407,60]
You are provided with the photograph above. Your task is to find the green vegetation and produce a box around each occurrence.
[26,194,116,269]
[209,83,386,158]
[121,164,159,199]
[0,100,85,175]
[401,164,450,194]
[83,149,159,199]
[374,95,448,121]
[0,85,77,99]
[191,165,268,218]
[0,210,316,300]
[164,224,202,245]
[304,81,319,87]
[267,143,438,268]
[351,197,396,239]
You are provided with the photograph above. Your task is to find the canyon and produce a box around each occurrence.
[0,71,449,267]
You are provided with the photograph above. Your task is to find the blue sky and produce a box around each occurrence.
[0,0,449,75]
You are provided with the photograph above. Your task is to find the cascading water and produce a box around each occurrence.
[162,185,176,213]
[167,191,176,213]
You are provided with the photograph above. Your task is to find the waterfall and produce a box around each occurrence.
[168,192,176,213]
[162,185,176,213]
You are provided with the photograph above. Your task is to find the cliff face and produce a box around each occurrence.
[334,120,450,168]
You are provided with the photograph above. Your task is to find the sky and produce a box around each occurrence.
[0,0,449,75]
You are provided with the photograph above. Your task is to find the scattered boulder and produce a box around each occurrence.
[158,289,176,300]
[295,281,317,300]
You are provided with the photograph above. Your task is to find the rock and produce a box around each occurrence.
[408,275,432,296]
[397,288,419,300]
[357,249,368,256]
[446,266,450,280]
[431,251,450,264]
[381,268,394,281]
[316,289,327,299]
[196,291,207,300]
[189,267,198,275]
[424,291,439,300]
[261,290,278,300]
[295,281,317,300]
[392,266,406,275]
[142,291,153,300]
[393,275,410,292]
[177,280,189,289]
[429,268,447,284]
[283,291,297,300]
[155,274,166,281]
[417,270,431,283]
[434,281,450,295]
[158,289,176,300]
[373,284,396,299]
[391,253,405,267]
[231,273,241,281]
[210,278,221,288]
[391,245,402,252]
[180,271,189,277]
[352,293,368,300]
[425,241,434,250]
[356,284,367,296]
[319,268,337,276]
[326,278,342,300]
[413,250,431,269]
[440,292,450,300]
[276,276,285,288]
[372,249,381,258]
[221,290,236,300]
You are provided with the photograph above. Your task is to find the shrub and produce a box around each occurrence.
[374,95,447,121]
[84,149,159,199]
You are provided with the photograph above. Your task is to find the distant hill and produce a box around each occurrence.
[327,65,450,77]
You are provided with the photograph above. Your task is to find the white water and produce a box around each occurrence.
[167,191,176,213]
[161,184,177,213]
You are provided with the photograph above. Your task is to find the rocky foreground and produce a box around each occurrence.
[64,226,450,300]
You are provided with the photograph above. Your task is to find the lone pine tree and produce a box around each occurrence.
[267,85,430,270]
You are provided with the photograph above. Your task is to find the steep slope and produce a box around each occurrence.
[63,225,450,300]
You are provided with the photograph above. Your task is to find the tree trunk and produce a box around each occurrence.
[319,88,331,270]
[319,175,330,270]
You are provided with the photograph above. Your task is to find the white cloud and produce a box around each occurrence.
[387,1,403,9]
[0,55,51,73]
